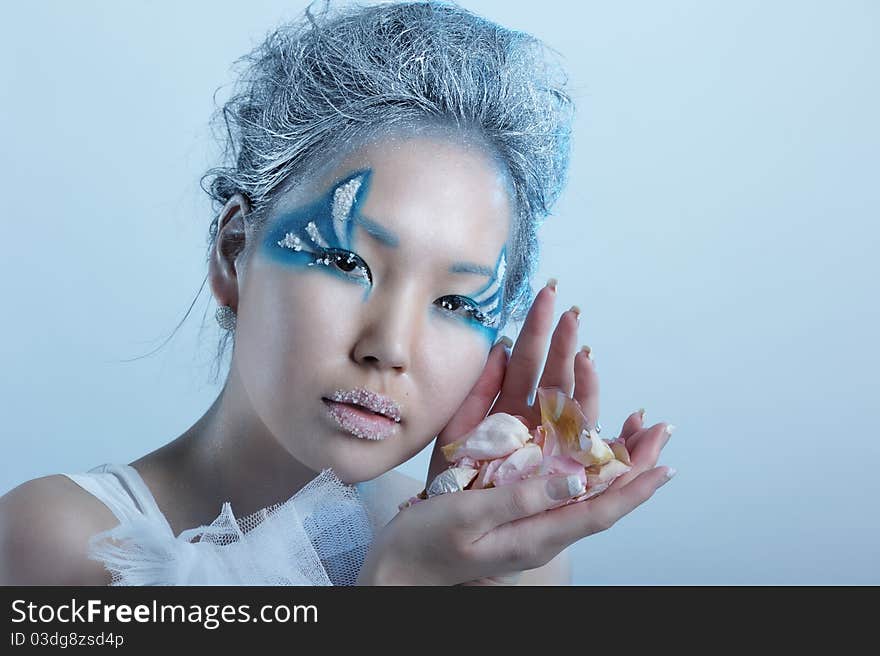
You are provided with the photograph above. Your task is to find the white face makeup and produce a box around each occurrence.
[232,132,514,483]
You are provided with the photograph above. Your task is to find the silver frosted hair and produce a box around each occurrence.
[127,0,574,380]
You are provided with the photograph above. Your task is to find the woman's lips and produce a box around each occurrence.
[322,399,400,441]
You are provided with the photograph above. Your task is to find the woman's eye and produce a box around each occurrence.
[308,253,490,327]
[314,248,372,285]
[437,295,491,327]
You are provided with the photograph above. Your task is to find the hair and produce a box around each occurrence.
[126,0,574,384]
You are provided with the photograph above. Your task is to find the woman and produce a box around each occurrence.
[0,0,674,585]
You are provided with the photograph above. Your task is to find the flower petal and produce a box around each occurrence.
[493,444,544,486]
[441,413,532,461]
[426,467,480,497]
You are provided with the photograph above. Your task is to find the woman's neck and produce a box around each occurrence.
[131,364,320,534]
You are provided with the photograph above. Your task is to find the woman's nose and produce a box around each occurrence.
[351,283,419,373]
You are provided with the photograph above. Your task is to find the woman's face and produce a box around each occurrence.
[229,133,513,483]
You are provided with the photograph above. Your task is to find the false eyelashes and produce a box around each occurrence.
[308,247,373,286]
[436,295,495,328]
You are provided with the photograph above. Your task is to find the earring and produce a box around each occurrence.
[215,305,237,331]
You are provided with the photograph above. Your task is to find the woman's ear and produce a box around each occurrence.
[209,193,252,311]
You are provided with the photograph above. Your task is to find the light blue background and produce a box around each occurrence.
[1,1,877,584]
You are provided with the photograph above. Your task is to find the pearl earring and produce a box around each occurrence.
[215,305,237,331]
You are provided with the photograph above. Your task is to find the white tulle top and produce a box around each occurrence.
[61,463,413,586]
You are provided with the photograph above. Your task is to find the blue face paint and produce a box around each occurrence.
[435,247,507,345]
[262,170,375,298]
[263,167,507,345]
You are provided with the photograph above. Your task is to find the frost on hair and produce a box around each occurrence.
[198,0,574,381]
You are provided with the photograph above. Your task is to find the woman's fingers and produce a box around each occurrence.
[608,422,674,490]
[572,346,600,428]
[536,307,580,398]
[522,466,674,550]
[464,472,587,535]
[619,408,645,442]
[492,281,557,416]
[627,422,674,462]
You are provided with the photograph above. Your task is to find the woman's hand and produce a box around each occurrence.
[356,280,675,585]
[356,417,673,585]
[427,279,589,585]
[426,280,591,486]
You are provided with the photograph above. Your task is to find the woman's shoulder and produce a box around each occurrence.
[0,474,117,585]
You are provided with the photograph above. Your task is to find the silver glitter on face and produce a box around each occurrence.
[305,221,329,248]
[277,232,303,251]
[307,255,334,267]
[270,173,370,283]
[332,177,363,225]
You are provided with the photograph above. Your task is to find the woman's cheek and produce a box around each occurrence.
[422,320,490,405]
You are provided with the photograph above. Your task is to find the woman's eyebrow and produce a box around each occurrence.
[449,262,494,278]
[354,214,494,279]
[353,215,400,247]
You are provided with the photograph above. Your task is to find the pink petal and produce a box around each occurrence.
[441,413,532,462]
[585,459,631,491]
[536,455,586,478]
[536,388,590,456]
[493,444,543,486]
[472,457,505,489]
[533,425,546,448]
[458,456,479,469]
[610,440,632,466]
[535,388,620,467]
[541,425,560,458]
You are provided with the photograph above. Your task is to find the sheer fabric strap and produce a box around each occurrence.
[62,463,174,537]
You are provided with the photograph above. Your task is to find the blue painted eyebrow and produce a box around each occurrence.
[353,215,400,247]
[354,215,493,278]
[449,262,494,278]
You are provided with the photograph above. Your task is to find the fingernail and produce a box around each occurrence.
[569,305,581,324]
[580,344,593,361]
[638,408,646,422]
[495,335,513,351]
[665,424,676,435]
[658,467,677,487]
[546,278,558,292]
[547,474,585,500]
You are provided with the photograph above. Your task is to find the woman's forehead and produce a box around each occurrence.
[275,134,513,263]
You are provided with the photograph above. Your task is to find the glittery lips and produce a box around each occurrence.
[322,388,403,441]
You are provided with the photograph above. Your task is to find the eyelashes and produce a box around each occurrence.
[312,248,495,328]
[311,248,373,286]
[436,295,494,328]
